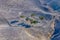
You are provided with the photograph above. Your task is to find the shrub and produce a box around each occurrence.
[31,20,38,24]
[20,15,25,18]
[31,13,35,17]
[39,16,44,20]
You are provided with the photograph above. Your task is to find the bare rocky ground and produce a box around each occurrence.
[0,27,35,40]
[0,26,54,40]
[0,0,59,40]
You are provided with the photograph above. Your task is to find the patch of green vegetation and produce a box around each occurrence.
[20,15,25,18]
[31,13,35,17]
[39,16,44,20]
[26,17,38,24]
[26,17,33,21]
[31,20,38,24]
